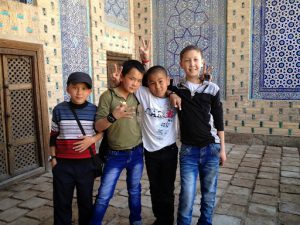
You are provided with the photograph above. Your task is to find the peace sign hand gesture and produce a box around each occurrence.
[139,38,151,63]
[200,61,214,82]
[110,64,122,88]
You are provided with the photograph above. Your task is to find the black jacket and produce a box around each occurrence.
[170,81,224,148]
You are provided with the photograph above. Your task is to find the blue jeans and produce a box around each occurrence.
[90,144,144,225]
[177,143,220,225]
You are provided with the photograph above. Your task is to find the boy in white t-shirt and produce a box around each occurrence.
[111,63,179,225]
[136,66,178,225]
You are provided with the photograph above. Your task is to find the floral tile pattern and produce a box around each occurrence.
[251,0,300,99]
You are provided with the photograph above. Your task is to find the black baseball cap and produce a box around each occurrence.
[67,72,92,89]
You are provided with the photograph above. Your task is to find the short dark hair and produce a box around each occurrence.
[121,60,145,77]
[142,65,168,87]
[179,45,203,61]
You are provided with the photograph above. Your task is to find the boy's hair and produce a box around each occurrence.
[142,65,168,87]
[121,60,145,77]
[179,45,203,61]
[67,72,92,89]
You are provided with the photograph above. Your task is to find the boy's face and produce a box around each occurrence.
[147,71,170,98]
[120,68,143,94]
[67,83,91,104]
[180,49,203,80]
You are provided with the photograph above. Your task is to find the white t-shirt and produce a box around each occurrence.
[135,86,178,152]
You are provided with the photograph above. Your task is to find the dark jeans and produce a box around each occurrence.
[52,158,95,225]
[144,143,178,225]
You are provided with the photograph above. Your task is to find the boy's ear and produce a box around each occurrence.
[166,76,171,86]
[119,73,124,82]
[179,60,183,68]
[66,86,70,94]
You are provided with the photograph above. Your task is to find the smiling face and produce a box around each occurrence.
[67,82,91,104]
[180,49,204,81]
[120,68,143,94]
[147,71,170,98]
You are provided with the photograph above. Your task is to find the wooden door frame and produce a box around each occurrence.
[0,39,49,185]
[106,51,132,88]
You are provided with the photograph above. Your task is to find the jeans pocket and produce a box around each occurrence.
[179,144,191,156]
[51,162,59,173]
[137,145,144,155]
[209,143,221,157]
[171,143,178,151]
[106,150,118,161]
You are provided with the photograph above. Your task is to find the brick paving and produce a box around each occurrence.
[0,144,299,225]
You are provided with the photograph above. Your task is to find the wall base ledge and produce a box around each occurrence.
[225,132,300,148]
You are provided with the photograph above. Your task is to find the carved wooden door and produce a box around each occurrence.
[0,52,43,181]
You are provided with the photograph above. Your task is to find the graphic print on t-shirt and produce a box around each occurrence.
[145,106,175,139]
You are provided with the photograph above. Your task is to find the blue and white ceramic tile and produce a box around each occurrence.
[153,0,226,98]
[104,0,129,28]
[59,0,90,100]
[251,0,300,100]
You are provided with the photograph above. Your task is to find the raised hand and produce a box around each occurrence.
[202,61,214,75]
[139,38,150,62]
[112,103,135,120]
[110,64,122,87]
[200,61,214,82]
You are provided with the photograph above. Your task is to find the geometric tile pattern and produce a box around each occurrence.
[153,0,227,98]
[104,0,129,28]
[59,0,90,100]
[251,0,300,99]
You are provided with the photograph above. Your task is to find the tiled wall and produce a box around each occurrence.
[225,0,300,144]
[1,0,299,144]
[133,0,152,61]
[0,0,64,125]
[92,0,136,102]
[152,0,226,98]
[0,0,137,125]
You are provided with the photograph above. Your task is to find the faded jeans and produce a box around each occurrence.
[90,144,144,225]
[177,143,220,225]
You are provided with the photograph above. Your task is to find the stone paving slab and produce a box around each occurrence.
[248,203,277,217]
[0,143,299,225]
[18,197,49,210]
[213,214,241,225]
[280,193,300,204]
[8,217,40,225]
[278,212,300,225]
[0,207,29,223]
[251,193,278,206]
[26,206,53,221]
[280,184,300,194]
[244,214,276,225]
[12,190,38,201]
[230,178,255,188]
[0,198,21,211]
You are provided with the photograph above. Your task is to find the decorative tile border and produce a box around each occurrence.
[251,0,300,99]
[104,0,129,28]
[153,0,226,98]
[59,0,90,100]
